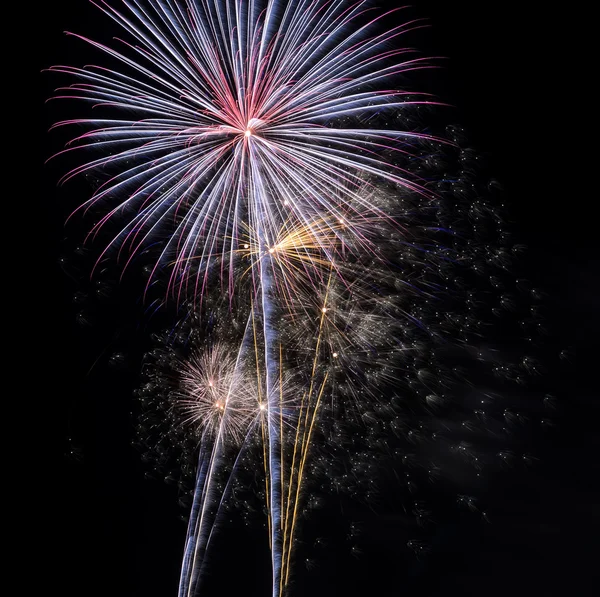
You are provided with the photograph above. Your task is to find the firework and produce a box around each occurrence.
[174,341,261,443]
[47,0,441,298]
[48,2,548,596]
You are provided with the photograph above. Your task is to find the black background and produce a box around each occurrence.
[34,2,597,596]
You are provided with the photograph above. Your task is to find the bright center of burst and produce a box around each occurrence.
[245,129,252,138]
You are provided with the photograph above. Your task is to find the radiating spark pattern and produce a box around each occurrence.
[48,2,551,597]
[174,341,260,442]
[48,0,440,300]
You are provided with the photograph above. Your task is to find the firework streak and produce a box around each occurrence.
[48,1,444,595]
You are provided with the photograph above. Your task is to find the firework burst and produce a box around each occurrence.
[47,0,441,300]
[174,342,261,442]
[47,2,550,597]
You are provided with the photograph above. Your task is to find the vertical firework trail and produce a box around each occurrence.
[45,1,464,595]
[258,245,283,593]
[178,314,255,596]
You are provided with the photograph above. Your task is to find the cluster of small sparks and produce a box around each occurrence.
[49,1,552,596]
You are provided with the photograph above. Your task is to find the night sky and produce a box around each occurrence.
[35,2,597,596]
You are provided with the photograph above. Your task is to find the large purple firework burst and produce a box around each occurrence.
[48,1,551,596]
[49,0,439,302]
